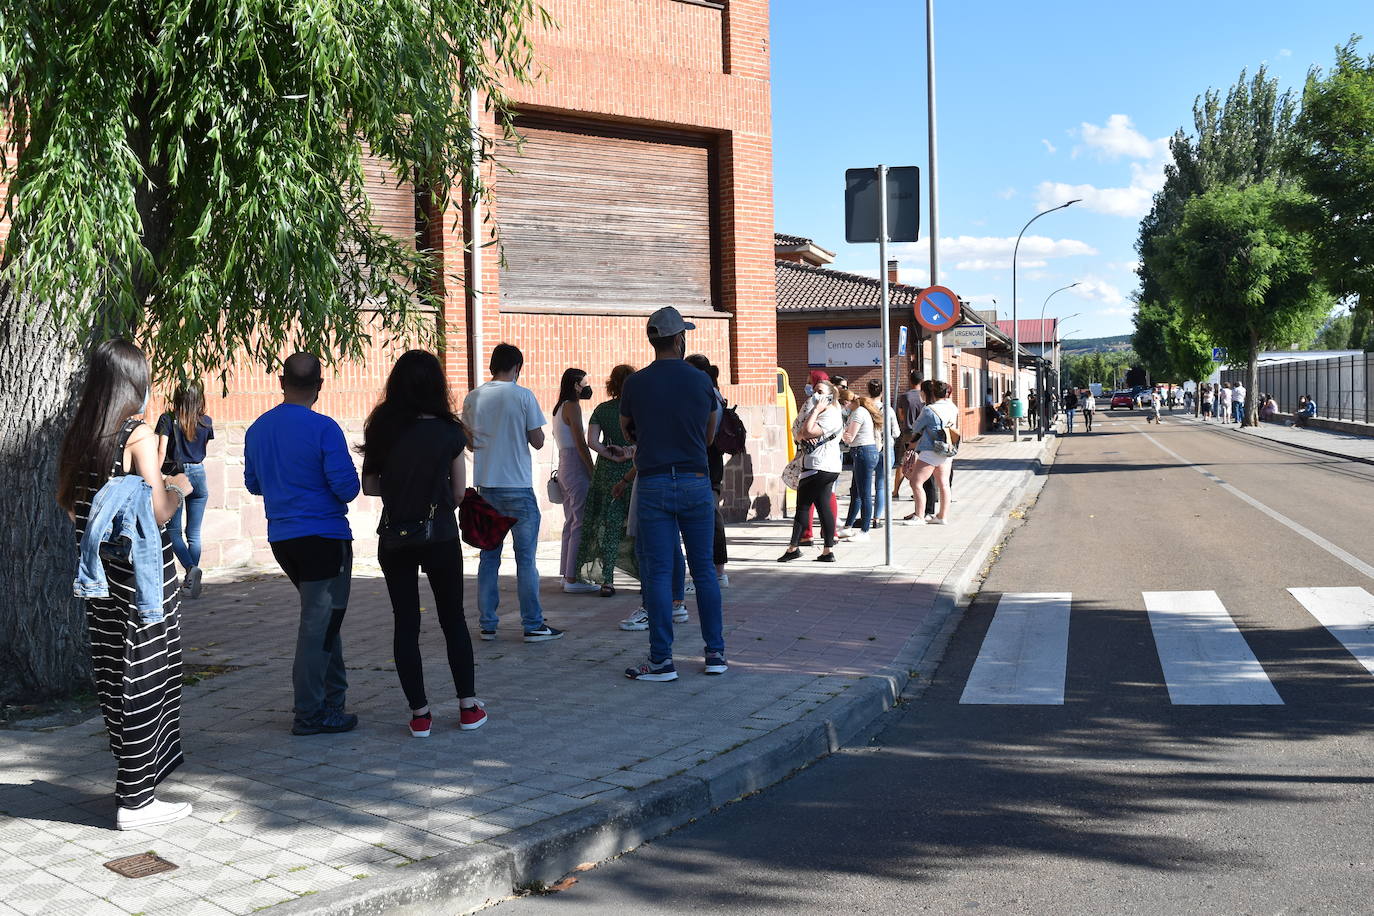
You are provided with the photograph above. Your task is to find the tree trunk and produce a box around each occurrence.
[0,292,88,702]
[1246,330,1261,427]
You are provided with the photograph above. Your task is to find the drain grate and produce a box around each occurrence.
[104,852,178,878]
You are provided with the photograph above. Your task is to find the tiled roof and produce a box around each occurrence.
[776,259,921,312]
[774,233,813,247]
[995,318,1058,344]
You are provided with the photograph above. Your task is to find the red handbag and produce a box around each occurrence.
[458,488,517,550]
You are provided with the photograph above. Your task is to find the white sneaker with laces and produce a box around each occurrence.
[848,531,871,543]
[684,579,696,594]
[900,517,926,526]
[929,517,947,525]
[562,581,599,594]
[117,798,193,831]
[836,527,853,540]
[673,603,690,623]
[717,574,730,588]
[619,608,649,631]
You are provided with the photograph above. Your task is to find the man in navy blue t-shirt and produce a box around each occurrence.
[245,353,361,735]
[619,307,726,682]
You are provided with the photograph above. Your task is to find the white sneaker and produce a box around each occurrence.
[619,608,649,631]
[835,527,854,540]
[562,581,599,594]
[900,517,926,527]
[673,603,690,623]
[848,531,871,543]
[717,574,730,588]
[684,579,696,595]
[117,798,192,831]
[929,517,947,525]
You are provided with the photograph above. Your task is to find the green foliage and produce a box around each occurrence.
[1062,349,1137,388]
[1131,301,1173,379]
[1059,334,1131,353]
[1284,37,1374,348]
[1157,181,1331,366]
[0,0,549,380]
[1134,299,1215,383]
[1310,309,1357,350]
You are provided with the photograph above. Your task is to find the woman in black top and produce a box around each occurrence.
[156,381,214,597]
[360,350,484,737]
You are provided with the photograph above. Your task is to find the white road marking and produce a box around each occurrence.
[1143,591,1283,705]
[1288,587,1374,678]
[1141,431,1374,581]
[960,592,1072,705]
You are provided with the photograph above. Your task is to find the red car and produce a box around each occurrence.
[1109,390,1135,410]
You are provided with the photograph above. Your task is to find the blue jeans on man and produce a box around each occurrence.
[169,461,209,570]
[477,487,545,633]
[637,472,724,664]
[1234,401,1245,425]
[1065,408,1076,433]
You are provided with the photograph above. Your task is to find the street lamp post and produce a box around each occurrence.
[1035,283,1079,441]
[1012,199,1079,441]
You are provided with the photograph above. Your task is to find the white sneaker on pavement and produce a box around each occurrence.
[117,798,193,831]
[718,574,730,588]
[900,517,926,526]
[684,579,696,595]
[836,527,854,540]
[848,531,871,543]
[928,517,947,525]
[562,581,600,594]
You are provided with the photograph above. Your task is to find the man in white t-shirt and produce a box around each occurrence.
[462,343,563,643]
[1232,381,1247,425]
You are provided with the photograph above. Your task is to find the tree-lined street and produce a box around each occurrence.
[490,411,1374,914]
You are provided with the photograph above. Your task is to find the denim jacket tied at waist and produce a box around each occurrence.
[74,474,166,623]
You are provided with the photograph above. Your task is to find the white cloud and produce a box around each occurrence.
[1279,48,1293,57]
[1042,139,1057,155]
[1070,275,1134,310]
[1037,158,1167,219]
[1107,259,1142,273]
[997,187,1017,200]
[890,235,1096,272]
[1078,114,1167,160]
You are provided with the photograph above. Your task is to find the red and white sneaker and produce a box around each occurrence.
[459,703,487,731]
[409,713,432,738]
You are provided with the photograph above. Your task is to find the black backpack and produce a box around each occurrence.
[714,403,747,454]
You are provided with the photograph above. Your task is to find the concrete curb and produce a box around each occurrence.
[272,433,1064,916]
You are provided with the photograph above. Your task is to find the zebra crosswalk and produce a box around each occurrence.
[958,588,1374,706]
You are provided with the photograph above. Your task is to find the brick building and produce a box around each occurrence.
[775,234,1025,442]
[3,0,783,569]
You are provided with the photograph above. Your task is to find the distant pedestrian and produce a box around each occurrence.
[1296,394,1317,427]
[1202,385,1214,419]
[1219,383,1232,424]
[1080,389,1096,431]
[551,368,600,595]
[868,379,899,525]
[1063,387,1079,433]
[1260,393,1278,422]
[156,380,214,598]
[359,350,485,737]
[894,370,925,499]
[1146,386,1162,423]
[780,379,843,561]
[902,380,958,526]
[576,364,637,597]
[620,307,727,681]
[1232,380,1247,425]
[462,344,563,643]
[837,393,882,542]
[245,353,360,736]
[797,373,840,546]
[60,339,192,830]
[686,354,730,587]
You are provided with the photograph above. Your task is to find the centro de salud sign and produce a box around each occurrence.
[807,327,884,368]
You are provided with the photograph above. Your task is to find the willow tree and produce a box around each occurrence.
[0,1,547,699]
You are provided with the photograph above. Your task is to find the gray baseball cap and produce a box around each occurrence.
[646,306,696,338]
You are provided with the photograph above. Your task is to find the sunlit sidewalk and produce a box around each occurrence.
[0,432,1054,916]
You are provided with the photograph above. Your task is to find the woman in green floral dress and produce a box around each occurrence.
[576,365,637,595]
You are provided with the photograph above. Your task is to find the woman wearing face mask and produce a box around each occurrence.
[780,380,844,562]
[552,368,599,594]
[58,340,194,830]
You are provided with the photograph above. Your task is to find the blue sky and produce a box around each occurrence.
[770,0,1365,340]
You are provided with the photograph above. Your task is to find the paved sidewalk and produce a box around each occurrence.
[1182,414,1374,462]
[0,432,1057,916]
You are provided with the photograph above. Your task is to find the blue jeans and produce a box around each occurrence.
[637,473,724,663]
[844,444,880,532]
[477,487,544,632]
[169,462,208,570]
[1065,409,1076,433]
[1234,402,1245,424]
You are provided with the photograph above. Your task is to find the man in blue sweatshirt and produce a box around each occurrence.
[245,353,361,735]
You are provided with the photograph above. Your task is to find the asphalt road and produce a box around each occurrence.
[485,410,1374,915]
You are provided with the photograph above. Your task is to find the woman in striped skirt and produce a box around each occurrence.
[57,340,193,831]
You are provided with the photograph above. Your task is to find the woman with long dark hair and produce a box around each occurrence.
[551,367,599,594]
[156,380,214,597]
[360,350,484,737]
[57,339,192,830]
[576,364,638,598]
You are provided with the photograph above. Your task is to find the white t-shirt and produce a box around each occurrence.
[801,407,844,474]
[1081,394,1096,411]
[845,406,876,447]
[462,380,546,488]
[1232,384,1246,404]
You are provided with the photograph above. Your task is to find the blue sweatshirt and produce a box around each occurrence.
[244,403,360,542]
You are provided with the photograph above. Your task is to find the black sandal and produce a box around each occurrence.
[777,548,802,563]
[599,585,615,597]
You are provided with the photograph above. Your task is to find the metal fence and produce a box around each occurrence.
[1221,353,1374,423]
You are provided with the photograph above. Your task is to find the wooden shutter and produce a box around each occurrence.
[494,117,715,312]
[361,148,418,249]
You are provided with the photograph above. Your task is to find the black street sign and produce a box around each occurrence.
[845,166,920,244]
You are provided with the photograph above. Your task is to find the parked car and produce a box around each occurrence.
[1109,390,1135,410]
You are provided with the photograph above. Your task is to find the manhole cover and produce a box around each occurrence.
[104,852,178,878]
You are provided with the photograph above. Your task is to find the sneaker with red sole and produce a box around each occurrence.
[459,704,487,730]
[409,713,432,738]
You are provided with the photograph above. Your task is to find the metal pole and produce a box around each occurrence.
[926,0,944,380]
[878,165,894,568]
[1011,200,1079,442]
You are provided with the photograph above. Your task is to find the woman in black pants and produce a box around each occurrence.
[360,350,484,737]
[779,380,844,562]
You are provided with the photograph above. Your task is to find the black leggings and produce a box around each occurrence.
[379,539,475,709]
[792,471,839,547]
